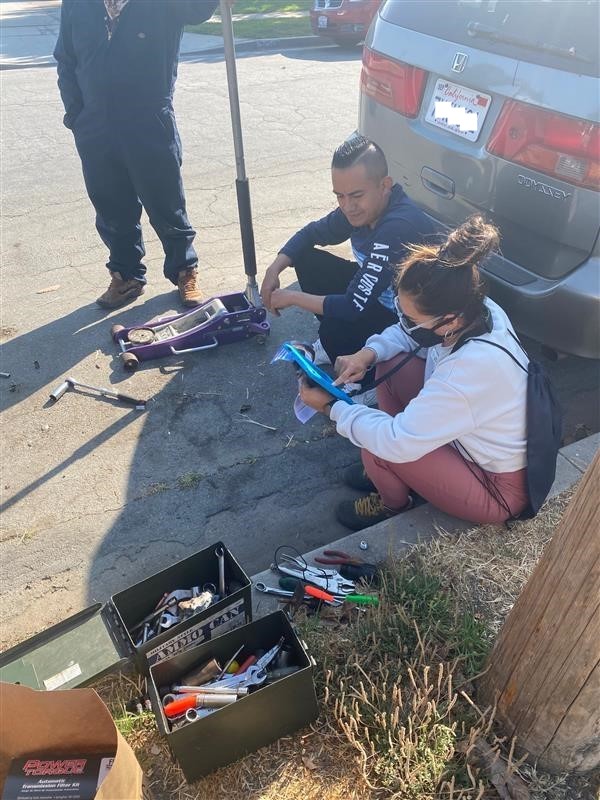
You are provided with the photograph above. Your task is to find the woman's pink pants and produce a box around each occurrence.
[361,355,529,524]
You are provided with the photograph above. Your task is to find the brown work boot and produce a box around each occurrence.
[96,272,144,309]
[178,268,202,307]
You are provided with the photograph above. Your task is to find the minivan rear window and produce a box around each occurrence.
[381,0,599,78]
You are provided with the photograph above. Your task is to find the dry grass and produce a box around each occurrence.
[92,488,600,800]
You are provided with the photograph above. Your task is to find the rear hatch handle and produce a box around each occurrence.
[421,167,455,199]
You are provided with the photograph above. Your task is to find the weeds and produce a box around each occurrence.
[176,472,203,490]
[302,557,495,799]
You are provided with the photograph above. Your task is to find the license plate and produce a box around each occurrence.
[425,79,491,142]
[317,15,328,28]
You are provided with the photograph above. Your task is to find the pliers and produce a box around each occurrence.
[314,550,378,583]
[314,550,367,566]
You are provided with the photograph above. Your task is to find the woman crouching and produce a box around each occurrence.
[299,215,530,530]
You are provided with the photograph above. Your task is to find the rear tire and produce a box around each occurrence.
[332,36,362,48]
[122,352,139,373]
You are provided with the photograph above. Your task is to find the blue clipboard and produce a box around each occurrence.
[282,343,354,404]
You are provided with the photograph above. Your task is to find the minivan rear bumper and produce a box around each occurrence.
[481,253,600,359]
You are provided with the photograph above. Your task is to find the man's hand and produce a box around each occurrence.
[260,254,292,314]
[334,348,376,386]
[260,269,281,315]
[270,288,299,313]
[299,377,335,415]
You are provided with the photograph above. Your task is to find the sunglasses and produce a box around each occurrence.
[393,296,447,333]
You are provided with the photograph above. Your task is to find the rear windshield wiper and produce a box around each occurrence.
[466,21,592,64]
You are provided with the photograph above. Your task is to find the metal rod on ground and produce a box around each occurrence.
[219,0,260,307]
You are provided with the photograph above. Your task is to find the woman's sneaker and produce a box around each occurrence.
[336,492,413,531]
[343,463,375,492]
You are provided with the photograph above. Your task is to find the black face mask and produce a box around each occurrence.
[400,317,453,348]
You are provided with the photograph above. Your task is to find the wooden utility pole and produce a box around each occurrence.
[480,450,600,773]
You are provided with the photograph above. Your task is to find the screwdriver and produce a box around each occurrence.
[279,577,378,606]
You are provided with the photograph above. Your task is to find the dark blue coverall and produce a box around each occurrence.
[54,0,218,284]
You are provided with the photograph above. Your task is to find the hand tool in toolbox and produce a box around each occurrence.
[130,547,234,646]
[111,292,270,372]
[314,549,379,582]
[160,636,298,729]
[49,376,146,408]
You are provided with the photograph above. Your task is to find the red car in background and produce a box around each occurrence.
[310,0,381,47]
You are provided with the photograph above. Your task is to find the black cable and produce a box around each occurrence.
[273,544,337,594]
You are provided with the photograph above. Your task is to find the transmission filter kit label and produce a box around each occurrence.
[2,755,114,800]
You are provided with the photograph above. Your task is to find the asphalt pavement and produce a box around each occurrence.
[0,5,598,651]
[0,25,366,648]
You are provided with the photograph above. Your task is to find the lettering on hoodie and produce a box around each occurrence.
[352,242,389,311]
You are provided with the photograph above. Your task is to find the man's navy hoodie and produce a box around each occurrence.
[280,184,434,321]
[54,0,218,130]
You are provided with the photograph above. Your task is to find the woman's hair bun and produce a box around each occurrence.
[439,215,499,268]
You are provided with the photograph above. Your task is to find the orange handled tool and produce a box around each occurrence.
[304,585,336,603]
[164,694,198,718]
[164,693,237,718]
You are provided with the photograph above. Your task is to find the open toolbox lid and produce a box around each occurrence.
[0,542,252,689]
[0,602,132,691]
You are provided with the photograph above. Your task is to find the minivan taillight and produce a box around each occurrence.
[487,101,599,191]
[361,48,427,118]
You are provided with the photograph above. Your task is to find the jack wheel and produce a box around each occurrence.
[122,352,139,372]
[111,323,125,342]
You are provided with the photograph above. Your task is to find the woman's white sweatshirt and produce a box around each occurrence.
[330,298,528,474]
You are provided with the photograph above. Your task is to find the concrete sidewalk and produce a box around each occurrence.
[250,432,600,617]
[0,0,326,69]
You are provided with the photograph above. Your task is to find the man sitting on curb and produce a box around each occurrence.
[260,135,433,396]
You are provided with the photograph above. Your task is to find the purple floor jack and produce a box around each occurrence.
[111,293,270,372]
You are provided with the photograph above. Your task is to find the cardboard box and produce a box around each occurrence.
[0,683,144,800]
[0,542,251,689]
[148,611,318,782]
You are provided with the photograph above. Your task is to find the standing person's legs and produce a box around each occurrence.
[74,133,147,283]
[362,446,529,524]
[120,112,198,286]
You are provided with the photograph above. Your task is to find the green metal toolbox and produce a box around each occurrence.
[0,542,251,689]
[147,610,318,782]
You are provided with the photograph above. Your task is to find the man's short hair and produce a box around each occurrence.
[331,135,388,181]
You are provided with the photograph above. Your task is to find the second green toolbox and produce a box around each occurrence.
[148,610,318,782]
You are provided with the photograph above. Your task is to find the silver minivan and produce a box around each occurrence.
[358,0,599,358]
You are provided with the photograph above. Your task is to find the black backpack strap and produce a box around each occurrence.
[351,346,421,395]
[507,328,529,358]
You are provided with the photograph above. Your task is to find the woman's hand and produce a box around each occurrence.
[298,377,335,415]
[333,348,376,386]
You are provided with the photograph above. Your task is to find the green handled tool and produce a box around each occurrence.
[279,577,378,606]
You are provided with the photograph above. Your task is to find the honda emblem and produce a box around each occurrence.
[451,52,468,73]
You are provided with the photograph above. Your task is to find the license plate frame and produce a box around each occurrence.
[425,79,492,143]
